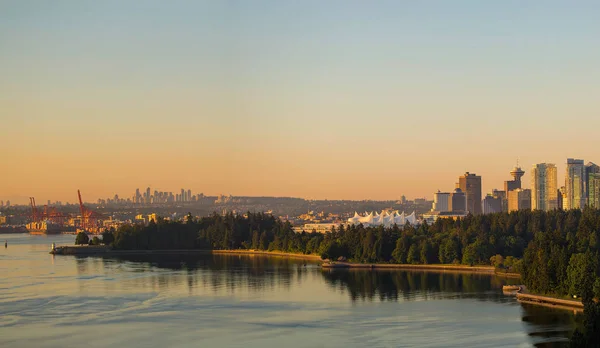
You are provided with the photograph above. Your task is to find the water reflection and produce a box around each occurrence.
[75,254,314,295]
[71,254,578,347]
[321,269,520,303]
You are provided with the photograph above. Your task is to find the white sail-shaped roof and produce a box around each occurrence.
[347,211,418,227]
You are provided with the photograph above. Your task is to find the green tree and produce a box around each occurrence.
[101,230,114,245]
[566,252,597,299]
[251,231,260,250]
[75,232,89,245]
[407,244,419,264]
[392,236,409,264]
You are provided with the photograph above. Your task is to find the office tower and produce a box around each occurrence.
[459,172,482,215]
[531,163,558,211]
[585,162,600,205]
[450,188,466,213]
[433,191,450,212]
[181,188,185,202]
[589,173,600,208]
[135,188,141,204]
[146,187,151,204]
[492,189,507,211]
[483,194,502,214]
[508,189,532,212]
[187,189,192,202]
[565,158,585,210]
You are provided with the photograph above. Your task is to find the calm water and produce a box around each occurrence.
[0,234,579,348]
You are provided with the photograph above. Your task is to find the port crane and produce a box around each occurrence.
[77,190,104,232]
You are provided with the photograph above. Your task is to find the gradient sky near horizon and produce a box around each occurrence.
[2,1,600,204]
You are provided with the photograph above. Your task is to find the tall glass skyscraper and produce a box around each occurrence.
[589,173,600,209]
[565,158,585,210]
[531,163,558,211]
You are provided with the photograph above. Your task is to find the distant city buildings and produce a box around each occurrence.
[451,187,466,213]
[531,163,558,211]
[433,191,450,212]
[585,162,600,206]
[508,188,531,212]
[565,158,585,210]
[459,172,482,215]
[589,173,600,209]
[482,194,502,214]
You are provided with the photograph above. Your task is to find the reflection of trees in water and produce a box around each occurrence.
[520,302,581,346]
[321,270,516,303]
[76,254,310,294]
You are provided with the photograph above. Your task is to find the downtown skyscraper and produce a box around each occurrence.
[458,172,482,215]
[565,158,585,210]
[531,163,558,211]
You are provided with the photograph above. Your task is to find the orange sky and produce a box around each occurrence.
[2,2,599,204]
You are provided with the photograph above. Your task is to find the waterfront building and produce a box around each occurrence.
[589,173,600,208]
[482,194,502,214]
[565,158,585,210]
[450,187,467,213]
[293,223,340,234]
[508,188,532,212]
[347,211,417,227]
[459,172,482,215]
[531,163,558,211]
[422,211,467,224]
[433,191,450,212]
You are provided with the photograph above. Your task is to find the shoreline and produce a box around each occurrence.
[50,246,322,260]
[321,261,499,274]
[515,286,584,312]
[212,249,322,261]
[49,245,584,311]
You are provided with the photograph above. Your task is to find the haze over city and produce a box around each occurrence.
[2,1,600,204]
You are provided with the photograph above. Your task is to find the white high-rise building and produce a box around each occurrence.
[433,191,450,212]
[565,158,585,210]
[531,163,558,211]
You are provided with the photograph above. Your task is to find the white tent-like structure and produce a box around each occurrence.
[347,210,417,227]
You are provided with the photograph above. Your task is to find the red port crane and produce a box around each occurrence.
[29,197,39,223]
[77,190,104,233]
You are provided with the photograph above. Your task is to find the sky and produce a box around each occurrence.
[1,1,600,204]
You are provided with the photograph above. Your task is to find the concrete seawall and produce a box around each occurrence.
[515,287,583,310]
[321,262,497,274]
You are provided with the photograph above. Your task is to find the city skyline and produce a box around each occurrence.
[2,2,600,203]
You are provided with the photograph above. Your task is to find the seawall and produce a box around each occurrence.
[321,262,497,274]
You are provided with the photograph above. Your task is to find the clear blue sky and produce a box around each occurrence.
[1,1,599,203]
